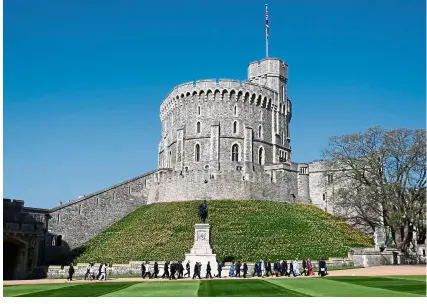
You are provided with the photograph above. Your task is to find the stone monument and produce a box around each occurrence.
[184,224,218,277]
[184,201,218,277]
[374,225,386,251]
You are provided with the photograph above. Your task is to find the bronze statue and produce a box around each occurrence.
[198,200,208,223]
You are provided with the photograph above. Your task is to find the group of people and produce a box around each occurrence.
[227,258,328,278]
[140,261,213,280]
[66,262,109,281]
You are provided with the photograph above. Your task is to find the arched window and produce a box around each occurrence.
[232,144,239,162]
[195,144,200,162]
[197,121,201,133]
[233,121,238,134]
[259,147,264,165]
[259,125,263,139]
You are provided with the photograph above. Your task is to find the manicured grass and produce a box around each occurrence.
[4,276,425,297]
[67,200,372,264]
[326,276,427,296]
[18,282,138,297]
[197,279,307,297]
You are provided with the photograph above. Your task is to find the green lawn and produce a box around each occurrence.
[4,276,425,297]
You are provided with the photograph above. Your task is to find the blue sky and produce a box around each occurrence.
[3,0,426,208]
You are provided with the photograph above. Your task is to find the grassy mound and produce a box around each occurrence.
[72,200,373,264]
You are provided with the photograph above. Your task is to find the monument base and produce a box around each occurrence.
[184,224,218,277]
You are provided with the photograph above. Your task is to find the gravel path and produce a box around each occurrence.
[3,265,426,286]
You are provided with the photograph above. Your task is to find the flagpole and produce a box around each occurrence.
[265,4,269,58]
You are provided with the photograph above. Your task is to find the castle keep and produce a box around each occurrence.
[4,57,340,278]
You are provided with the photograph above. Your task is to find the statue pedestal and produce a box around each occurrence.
[184,224,218,277]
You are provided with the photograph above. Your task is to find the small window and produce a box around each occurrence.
[284,152,288,162]
[233,121,238,134]
[260,110,263,121]
[197,122,201,133]
[259,125,263,139]
[327,174,333,184]
[258,147,264,165]
[57,235,62,246]
[300,167,308,174]
[195,144,200,162]
[323,193,326,201]
[234,105,238,116]
[232,144,239,162]
[198,106,201,116]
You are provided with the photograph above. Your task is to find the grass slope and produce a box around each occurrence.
[71,200,372,263]
[4,276,426,297]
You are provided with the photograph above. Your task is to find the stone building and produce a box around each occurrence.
[6,57,342,265]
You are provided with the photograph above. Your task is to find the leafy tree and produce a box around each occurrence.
[324,126,426,253]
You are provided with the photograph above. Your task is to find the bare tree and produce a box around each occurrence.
[324,126,426,253]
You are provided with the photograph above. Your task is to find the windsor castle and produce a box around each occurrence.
[4,57,342,279]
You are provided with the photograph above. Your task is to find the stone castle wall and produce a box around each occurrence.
[47,170,157,253]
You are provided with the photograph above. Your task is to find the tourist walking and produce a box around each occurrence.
[307,259,314,276]
[162,261,170,279]
[287,261,296,277]
[99,263,107,281]
[141,262,146,278]
[302,258,307,276]
[178,261,184,278]
[318,257,327,277]
[84,263,91,280]
[89,263,95,281]
[206,261,213,279]
[281,260,287,276]
[293,259,301,276]
[235,261,241,277]
[67,264,75,281]
[229,262,235,277]
[216,261,222,278]
[193,262,201,279]
[184,261,191,278]
[243,263,248,278]
[151,262,159,278]
[143,261,152,279]
[265,260,272,277]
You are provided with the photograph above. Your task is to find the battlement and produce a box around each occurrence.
[160,78,279,120]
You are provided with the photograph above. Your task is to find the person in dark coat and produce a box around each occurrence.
[253,263,258,277]
[281,260,287,276]
[273,260,279,277]
[97,263,103,280]
[302,258,307,276]
[184,261,191,277]
[318,257,327,277]
[206,261,213,279]
[243,263,248,278]
[235,261,241,277]
[178,261,184,278]
[141,262,146,278]
[67,264,75,281]
[288,261,296,277]
[257,261,262,277]
[162,261,170,279]
[170,262,177,280]
[265,261,272,277]
[151,262,159,278]
[216,261,222,278]
[193,262,201,279]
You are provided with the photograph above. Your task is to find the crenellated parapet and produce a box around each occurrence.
[160,78,283,121]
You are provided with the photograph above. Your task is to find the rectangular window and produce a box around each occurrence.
[323,193,326,201]
[327,174,333,184]
[300,167,308,174]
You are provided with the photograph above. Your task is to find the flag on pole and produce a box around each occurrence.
[265,4,269,38]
